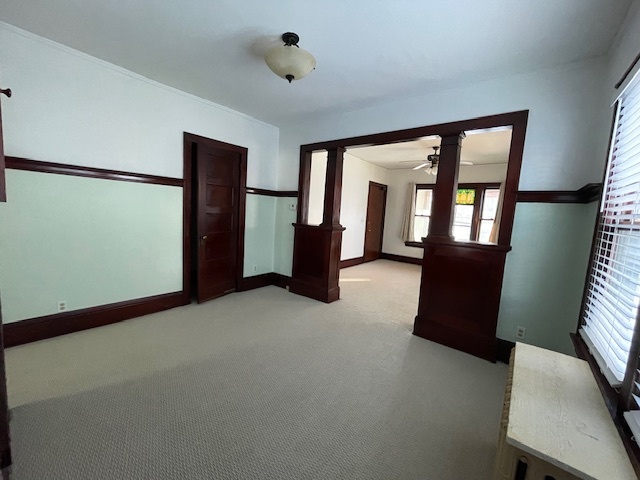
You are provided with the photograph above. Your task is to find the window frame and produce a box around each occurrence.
[406,182,501,246]
[574,86,640,472]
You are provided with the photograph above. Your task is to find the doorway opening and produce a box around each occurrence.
[183,133,247,303]
[363,181,387,263]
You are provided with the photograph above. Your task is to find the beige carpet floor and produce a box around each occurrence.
[4,259,507,479]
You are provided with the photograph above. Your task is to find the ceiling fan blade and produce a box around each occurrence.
[412,163,429,170]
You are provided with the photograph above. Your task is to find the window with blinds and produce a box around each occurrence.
[580,71,640,388]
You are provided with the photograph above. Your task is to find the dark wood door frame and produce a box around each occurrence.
[363,181,387,262]
[182,133,247,303]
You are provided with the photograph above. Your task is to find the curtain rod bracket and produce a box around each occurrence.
[0,88,11,98]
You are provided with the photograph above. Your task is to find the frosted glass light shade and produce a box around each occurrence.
[265,45,316,82]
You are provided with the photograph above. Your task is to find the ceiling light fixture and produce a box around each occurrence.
[425,146,440,175]
[265,32,316,83]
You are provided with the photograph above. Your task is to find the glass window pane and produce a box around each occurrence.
[482,189,500,219]
[453,204,473,241]
[413,216,430,242]
[415,189,433,216]
[479,220,494,243]
[456,188,475,205]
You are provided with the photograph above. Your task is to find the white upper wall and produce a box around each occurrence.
[0,23,280,188]
[603,0,640,104]
[308,152,389,260]
[340,153,388,261]
[278,59,608,192]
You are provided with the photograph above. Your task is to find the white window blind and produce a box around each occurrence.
[581,72,640,387]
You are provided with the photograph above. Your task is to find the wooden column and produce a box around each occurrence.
[415,132,510,362]
[322,147,344,227]
[428,133,464,239]
[290,147,346,303]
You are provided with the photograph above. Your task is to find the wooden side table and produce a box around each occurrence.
[493,343,636,480]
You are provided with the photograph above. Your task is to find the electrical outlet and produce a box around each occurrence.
[516,326,526,340]
[253,265,258,272]
[57,300,67,312]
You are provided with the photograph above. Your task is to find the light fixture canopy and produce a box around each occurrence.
[265,32,316,83]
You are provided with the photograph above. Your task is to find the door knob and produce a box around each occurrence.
[200,235,208,245]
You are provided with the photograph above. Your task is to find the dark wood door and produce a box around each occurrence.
[363,182,387,262]
[196,144,241,302]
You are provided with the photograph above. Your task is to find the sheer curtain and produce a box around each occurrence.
[400,182,417,242]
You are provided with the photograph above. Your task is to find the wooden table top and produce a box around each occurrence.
[506,342,636,480]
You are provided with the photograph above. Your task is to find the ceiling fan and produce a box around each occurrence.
[402,147,473,175]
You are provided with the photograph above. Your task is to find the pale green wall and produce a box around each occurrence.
[244,194,276,277]
[274,197,297,276]
[497,203,597,355]
[0,170,183,323]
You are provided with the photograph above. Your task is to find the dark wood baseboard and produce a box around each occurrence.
[5,273,295,348]
[496,338,516,364]
[239,273,293,292]
[380,252,422,265]
[272,273,291,289]
[4,292,187,348]
[238,273,276,291]
[340,257,365,269]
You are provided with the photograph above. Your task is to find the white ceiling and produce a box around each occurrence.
[347,129,512,169]
[0,1,633,126]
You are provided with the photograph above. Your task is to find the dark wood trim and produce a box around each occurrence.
[238,273,276,292]
[183,133,248,303]
[0,94,6,202]
[577,183,603,203]
[272,274,291,290]
[5,157,183,187]
[615,49,640,90]
[246,187,298,197]
[572,333,640,477]
[298,110,528,251]
[300,111,529,152]
[496,338,516,364]
[404,240,511,251]
[516,183,602,204]
[322,148,345,227]
[380,252,422,265]
[4,292,186,348]
[497,113,528,246]
[340,257,365,269]
[239,273,293,291]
